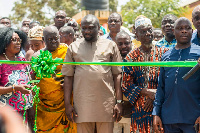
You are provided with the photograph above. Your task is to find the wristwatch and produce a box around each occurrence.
[117,100,123,104]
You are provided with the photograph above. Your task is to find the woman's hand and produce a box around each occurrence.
[14,85,31,94]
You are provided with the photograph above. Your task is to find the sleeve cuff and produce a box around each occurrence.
[152,105,161,116]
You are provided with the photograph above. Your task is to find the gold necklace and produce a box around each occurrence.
[3,53,16,61]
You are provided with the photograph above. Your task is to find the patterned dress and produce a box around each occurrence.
[0,57,32,115]
[122,46,167,133]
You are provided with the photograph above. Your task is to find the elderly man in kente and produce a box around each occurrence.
[32,25,77,133]
[0,27,33,118]
[156,14,178,48]
[153,17,200,133]
[62,14,122,133]
[122,17,168,133]
[192,5,200,46]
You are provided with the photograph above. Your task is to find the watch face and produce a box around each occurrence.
[117,100,123,103]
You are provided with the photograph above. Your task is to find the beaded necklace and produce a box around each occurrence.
[3,53,17,61]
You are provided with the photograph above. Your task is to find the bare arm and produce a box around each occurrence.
[0,86,13,94]
[113,73,123,122]
[64,76,74,105]
[113,74,122,101]
[0,85,31,95]
[63,76,77,122]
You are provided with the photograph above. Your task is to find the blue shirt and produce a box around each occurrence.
[102,33,112,40]
[156,37,176,48]
[152,44,200,124]
[192,31,200,46]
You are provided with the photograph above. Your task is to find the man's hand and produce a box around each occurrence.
[153,115,164,133]
[195,116,200,133]
[141,88,156,100]
[113,103,123,122]
[144,98,153,112]
[65,104,78,122]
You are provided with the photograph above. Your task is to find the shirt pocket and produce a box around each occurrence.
[96,51,112,62]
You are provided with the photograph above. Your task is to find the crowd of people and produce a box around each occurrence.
[0,4,200,133]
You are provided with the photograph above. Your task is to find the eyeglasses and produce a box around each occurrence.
[11,38,22,43]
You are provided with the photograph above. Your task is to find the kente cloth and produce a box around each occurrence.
[122,46,167,133]
[0,57,32,112]
[35,44,77,133]
[156,37,176,48]
[61,38,122,123]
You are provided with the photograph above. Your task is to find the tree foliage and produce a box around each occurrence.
[10,0,81,26]
[121,0,188,28]
[109,0,118,12]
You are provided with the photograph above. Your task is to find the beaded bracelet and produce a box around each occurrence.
[12,84,16,93]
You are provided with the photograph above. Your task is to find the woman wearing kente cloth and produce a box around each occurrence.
[122,17,168,133]
[0,27,32,116]
[32,26,76,133]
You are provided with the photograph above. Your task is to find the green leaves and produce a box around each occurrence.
[10,0,80,26]
[121,0,189,28]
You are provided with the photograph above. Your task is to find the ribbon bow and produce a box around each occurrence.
[31,50,63,79]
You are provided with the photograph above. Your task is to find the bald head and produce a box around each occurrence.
[81,14,100,42]
[22,18,31,27]
[162,14,178,22]
[174,17,193,45]
[116,31,130,40]
[192,5,200,17]
[59,26,75,45]
[109,13,122,22]
[54,10,67,30]
[81,14,100,26]
[192,5,200,32]
[116,31,131,58]
[43,25,60,52]
[55,10,66,16]
[43,26,58,37]
[174,17,192,29]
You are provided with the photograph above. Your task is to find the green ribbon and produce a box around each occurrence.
[31,50,63,79]
[0,60,197,67]
[0,50,197,67]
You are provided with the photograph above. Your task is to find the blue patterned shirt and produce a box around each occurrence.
[156,37,176,48]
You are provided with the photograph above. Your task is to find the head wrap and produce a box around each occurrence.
[28,26,44,40]
[135,17,152,29]
[100,26,106,35]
